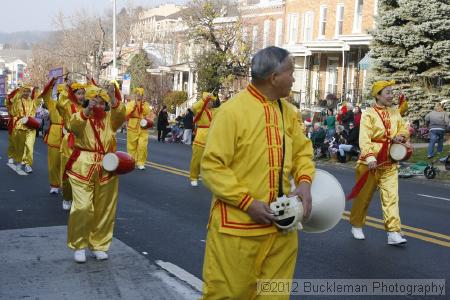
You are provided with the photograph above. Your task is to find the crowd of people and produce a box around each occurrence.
[307,104,362,163]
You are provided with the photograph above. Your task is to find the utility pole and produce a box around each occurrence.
[112,0,117,79]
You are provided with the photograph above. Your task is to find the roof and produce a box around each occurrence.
[0,49,32,63]
[358,53,371,70]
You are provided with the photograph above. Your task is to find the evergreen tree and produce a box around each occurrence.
[126,49,154,91]
[369,0,450,121]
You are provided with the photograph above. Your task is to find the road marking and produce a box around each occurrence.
[143,161,450,249]
[146,163,190,178]
[7,163,28,176]
[417,194,450,202]
[147,161,190,175]
[155,260,203,292]
[341,215,450,248]
[342,211,450,242]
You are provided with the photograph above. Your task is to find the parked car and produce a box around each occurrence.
[0,106,9,129]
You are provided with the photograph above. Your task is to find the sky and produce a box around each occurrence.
[0,0,185,33]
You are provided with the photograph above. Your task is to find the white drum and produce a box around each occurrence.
[140,118,153,129]
[389,143,413,162]
[300,169,345,233]
[140,119,148,128]
[283,169,345,233]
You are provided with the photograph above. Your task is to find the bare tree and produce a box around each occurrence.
[182,0,251,94]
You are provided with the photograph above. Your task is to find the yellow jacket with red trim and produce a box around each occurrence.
[67,102,125,184]
[126,101,152,132]
[358,105,409,165]
[10,95,41,131]
[192,98,214,147]
[201,84,315,236]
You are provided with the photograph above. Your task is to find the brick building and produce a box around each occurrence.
[284,0,377,106]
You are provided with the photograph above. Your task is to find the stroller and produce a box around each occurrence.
[167,124,183,143]
[424,152,450,179]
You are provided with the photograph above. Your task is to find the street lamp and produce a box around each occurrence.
[112,0,117,79]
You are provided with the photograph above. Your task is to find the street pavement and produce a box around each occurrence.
[0,129,449,299]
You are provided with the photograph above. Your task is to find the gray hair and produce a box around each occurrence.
[251,46,291,81]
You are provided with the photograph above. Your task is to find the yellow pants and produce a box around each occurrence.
[13,129,36,165]
[67,172,119,251]
[60,153,73,201]
[127,129,149,167]
[201,216,298,300]
[190,144,205,180]
[47,146,61,187]
[350,164,401,232]
[7,133,15,159]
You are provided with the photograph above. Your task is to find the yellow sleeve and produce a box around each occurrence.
[396,111,410,139]
[289,107,315,184]
[191,99,204,115]
[143,103,152,119]
[399,100,408,117]
[201,108,255,211]
[70,110,88,137]
[110,102,126,132]
[125,101,136,118]
[359,111,377,163]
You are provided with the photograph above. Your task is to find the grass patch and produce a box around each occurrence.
[410,145,450,164]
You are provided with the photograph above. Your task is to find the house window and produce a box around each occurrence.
[287,13,298,44]
[303,11,313,41]
[263,19,271,48]
[318,5,327,38]
[275,18,283,46]
[335,4,344,36]
[326,58,339,95]
[346,62,355,101]
[353,0,363,33]
[252,25,259,51]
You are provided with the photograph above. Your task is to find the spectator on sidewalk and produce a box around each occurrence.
[425,103,449,158]
[342,103,354,129]
[338,122,360,162]
[182,108,194,145]
[324,108,336,139]
[354,106,362,128]
[311,122,326,150]
[157,106,169,143]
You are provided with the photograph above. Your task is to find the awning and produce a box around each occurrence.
[358,54,371,70]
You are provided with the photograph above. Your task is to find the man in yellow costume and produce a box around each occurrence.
[200,47,315,299]
[10,85,40,173]
[39,78,64,194]
[57,81,86,210]
[65,85,125,263]
[126,87,153,170]
[189,92,216,187]
[348,80,409,245]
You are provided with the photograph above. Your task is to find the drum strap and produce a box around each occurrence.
[277,99,285,198]
[89,119,106,155]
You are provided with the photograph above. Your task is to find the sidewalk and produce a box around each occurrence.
[0,226,201,300]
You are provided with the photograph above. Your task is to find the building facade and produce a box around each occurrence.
[284,0,376,107]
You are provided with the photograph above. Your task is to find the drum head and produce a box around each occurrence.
[390,144,406,161]
[302,169,345,233]
[140,119,148,127]
[102,153,119,172]
[22,117,29,124]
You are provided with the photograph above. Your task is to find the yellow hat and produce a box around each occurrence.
[70,82,85,91]
[371,80,395,97]
[19,85,32,92]
[85,85,110,102]
[133,87,144,96]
